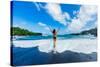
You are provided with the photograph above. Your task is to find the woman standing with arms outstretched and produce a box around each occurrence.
[52,29,57,51]
[49,27,60,53]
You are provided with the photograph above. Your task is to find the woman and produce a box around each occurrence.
[52,29,57,49]
[49,27,60,53]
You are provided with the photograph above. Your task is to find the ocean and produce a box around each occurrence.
[11,35,97,66]
[12,34,96,41]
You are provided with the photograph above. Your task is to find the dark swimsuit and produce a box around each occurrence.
[53,31,56,39]
[53,35,56,39]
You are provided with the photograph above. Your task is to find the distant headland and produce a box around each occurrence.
[11,27,42,36]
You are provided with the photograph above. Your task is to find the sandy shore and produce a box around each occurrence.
[12,38,97,54]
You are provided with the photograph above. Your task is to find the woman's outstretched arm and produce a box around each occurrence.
[47,26,53,33]
[57,26,61,33]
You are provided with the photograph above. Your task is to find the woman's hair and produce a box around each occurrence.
[53,29,56,33]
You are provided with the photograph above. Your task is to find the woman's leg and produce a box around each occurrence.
[53,38,56,48]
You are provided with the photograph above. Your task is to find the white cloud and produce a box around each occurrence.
[73,10,78,15]
[34,3,44,11]
[68,18,83,33]
[68,5,97,33]
[34,3,41,11]
[34,3,97,33]
[45,27,50,30]
[44,3,71,25]
[94,21,97,27]
[78,5,97,23]
[38,22,47,27]
[38,22,50,31]
[64,12,71,20]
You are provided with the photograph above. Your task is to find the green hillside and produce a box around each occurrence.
[11,27,42,36]
[70,28,97,37]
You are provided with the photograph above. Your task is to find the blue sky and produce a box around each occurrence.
[11,1,97,35]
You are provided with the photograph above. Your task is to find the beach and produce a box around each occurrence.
[13,38,97,54]
[11,36,97,66]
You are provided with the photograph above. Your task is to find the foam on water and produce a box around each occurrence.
[13,38,97,54]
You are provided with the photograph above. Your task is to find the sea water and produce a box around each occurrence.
[12,34,96,41]
[11,35,97,66]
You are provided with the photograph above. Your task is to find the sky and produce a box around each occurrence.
[11,1,97,35]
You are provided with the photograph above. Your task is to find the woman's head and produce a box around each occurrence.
[53,29,56,33]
